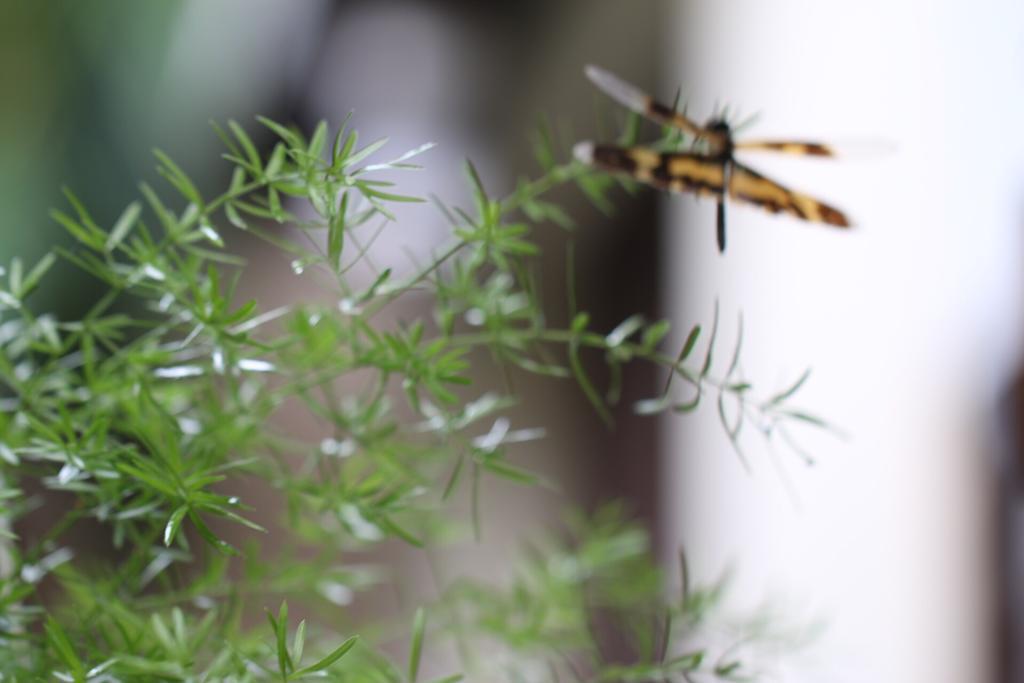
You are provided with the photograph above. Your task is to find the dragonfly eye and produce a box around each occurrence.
[705,119,731,135]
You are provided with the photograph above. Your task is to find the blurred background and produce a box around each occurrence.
[3,1,1024,680]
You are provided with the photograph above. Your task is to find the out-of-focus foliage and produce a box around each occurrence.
[0,3,181,268]
[0,108,823,678]
[439,506,783,682]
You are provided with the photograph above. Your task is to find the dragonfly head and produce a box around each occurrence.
[703,119,733,157]
[705,118,731,133]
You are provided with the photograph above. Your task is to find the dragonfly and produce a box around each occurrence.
[574,65,850,253]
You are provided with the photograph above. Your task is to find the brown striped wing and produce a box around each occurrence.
[585,144,727,198]
[734,140,836,157]
[579,144,850,228]
[728,162,849,227]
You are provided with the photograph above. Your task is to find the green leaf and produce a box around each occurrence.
[153,148,202,207]
[700,303,719,380]
[464,160,490,219]
[18,252,56,299]
[116,464,178,498]
[364,141,436,171]
[209,506,268,534]
[409,608,426,682]
[606,314,644,347]
[678,325,701,363]
[361,187,426,204]
[163,504,189,547]
[717,390,744,453]
[715,661,742,677]
[106,201,142,252]
[225,202,247,230]
[480,458,540,486]
[293,619,307,667]
[673,390,701,413]
[257,116,301,147]
[570,312,590,334]
[139,182,178,235]
[45,617,85,682]
[532,115,558,171]
[268,186,283,221]
[61,187,102,234]
[333,128,357,169]
[663,651,704,671]
[524,198,574,229]
[442,456,466,501]
[292,636,359,677]
[308,120,328,159]
[344,137,389,169]
[328,191,348,271]
[229,165,247,192]
[210,119,240,157]
[51,209,103,250]
[228,119,262,172]
[511,356,570,378]
[633,393,673,415]
[575,173,615,215]
[188,510,238,556]
[767,368,812,407]
[780,409,829,428]
[266,142,287,177]
[569,335,612,426]
[641,319,672,350]
[271,601,292,678]
[725,313,743,378]
[376,514,424,548]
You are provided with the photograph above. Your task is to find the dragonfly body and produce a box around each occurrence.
[576,66,850,252]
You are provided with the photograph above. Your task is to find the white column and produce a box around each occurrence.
[663,2,1024,681]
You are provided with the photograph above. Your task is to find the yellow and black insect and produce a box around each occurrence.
[574,65,850,253]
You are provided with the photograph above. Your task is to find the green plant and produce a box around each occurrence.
[0,102,825,680]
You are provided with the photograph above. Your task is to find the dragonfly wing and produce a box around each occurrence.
[734,140,836,156]
[575,142,727,198]
[736,137,896,160]
[728,162,850,227]
[584,65,717,143]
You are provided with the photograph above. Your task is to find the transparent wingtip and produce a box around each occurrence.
[827,137,898,160]
[584,65,647,113]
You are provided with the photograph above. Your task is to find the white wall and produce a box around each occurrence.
[663,1,1024,681]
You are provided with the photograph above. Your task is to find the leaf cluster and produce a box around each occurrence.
[0,107,827,679]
